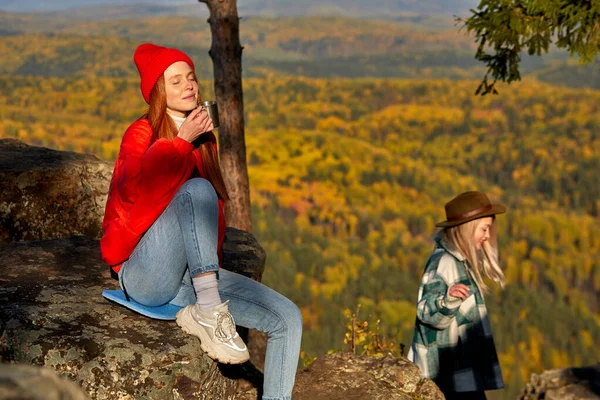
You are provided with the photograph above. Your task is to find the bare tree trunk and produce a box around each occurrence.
[197,1,267,376]
[199,0,252,232]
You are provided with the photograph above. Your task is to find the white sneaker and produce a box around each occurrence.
[176,301,249,364]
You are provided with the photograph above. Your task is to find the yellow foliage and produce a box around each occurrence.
[517,308,529,322]
[580,330,594,349]
[343,304,402,358]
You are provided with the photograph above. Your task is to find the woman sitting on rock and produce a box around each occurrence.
[100,43,302,400]
[408,191,506,400]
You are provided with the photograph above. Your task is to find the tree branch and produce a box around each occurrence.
[461,0,599,95]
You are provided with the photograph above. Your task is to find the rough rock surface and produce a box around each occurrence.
[0,230,266,400]
[0,138,113,243]
[290,352,445,400]
[0,363,91,400]
[519,364,600,400]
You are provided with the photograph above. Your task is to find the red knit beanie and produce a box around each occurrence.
[133,43,195,104]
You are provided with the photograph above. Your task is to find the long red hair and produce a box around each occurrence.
[144,75,229,201]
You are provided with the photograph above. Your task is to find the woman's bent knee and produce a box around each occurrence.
[279,298,303,335]
[179,178,217,201]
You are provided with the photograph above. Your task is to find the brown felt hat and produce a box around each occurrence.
[436,191,506,228]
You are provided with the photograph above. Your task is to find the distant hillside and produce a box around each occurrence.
[0,33,485,82]
[0,10,563,63]
[1,12,598,90]
[2,0,478,19]
[1,0,177,13]
[238,0,479,18]
[0,12,464,47]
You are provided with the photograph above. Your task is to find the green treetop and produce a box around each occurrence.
[462,0,600,95]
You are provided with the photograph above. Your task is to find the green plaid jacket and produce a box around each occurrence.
[407,237,504,393]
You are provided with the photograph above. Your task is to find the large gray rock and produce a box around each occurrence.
[0,363,90,400]
[0,230,266,400]
[519,364,600,400]
[290,352,445,400]
[0,138,113,243]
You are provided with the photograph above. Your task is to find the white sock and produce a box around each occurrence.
[192,273,222,312]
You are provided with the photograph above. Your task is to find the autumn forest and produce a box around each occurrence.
[1,6,599,399]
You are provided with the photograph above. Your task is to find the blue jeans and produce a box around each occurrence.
[119,178,302,400]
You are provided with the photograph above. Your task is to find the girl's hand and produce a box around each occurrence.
[448,284,470,300]
[177,106,214,143]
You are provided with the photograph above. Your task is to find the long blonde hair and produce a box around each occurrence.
[440,217,505,293]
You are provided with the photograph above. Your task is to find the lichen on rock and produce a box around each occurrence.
[0,233,266,399]
[291,352,445,400]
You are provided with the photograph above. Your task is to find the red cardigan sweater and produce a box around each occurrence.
[100,119,225,274]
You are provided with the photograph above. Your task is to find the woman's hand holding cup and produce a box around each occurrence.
[177,106,214,143]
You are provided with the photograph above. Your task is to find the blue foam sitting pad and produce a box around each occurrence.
[102,289,182,320]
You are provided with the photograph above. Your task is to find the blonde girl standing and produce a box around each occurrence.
[408,191,506,400]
